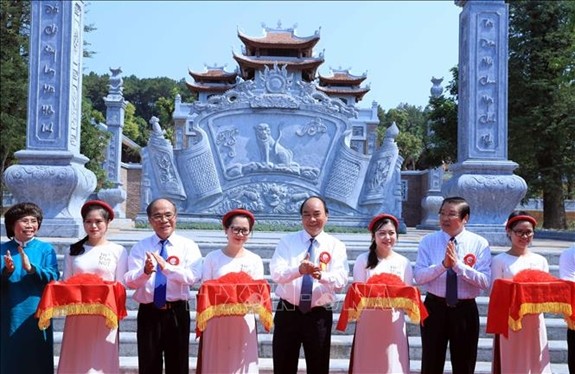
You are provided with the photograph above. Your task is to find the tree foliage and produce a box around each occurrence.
[0,0,30,205]
[424,67,459,168]
[378,103,427,170]
[82,73,194,146]
[507,0,575,228]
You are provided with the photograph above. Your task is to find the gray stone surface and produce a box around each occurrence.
[3,1,96,238]
[444,0,528,245]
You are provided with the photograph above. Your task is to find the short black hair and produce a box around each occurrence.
[4,202,43,239]
[440,196,470,219]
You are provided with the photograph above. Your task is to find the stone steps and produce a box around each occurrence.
[52,356,571,374]
[52,332,569,367]
[50,308,572,340]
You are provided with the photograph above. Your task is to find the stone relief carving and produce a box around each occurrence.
[142,116,186,202]
[296,118,327,136]
[213,182,310,214]
[254,123,295,167]
[143,63,401,223]
[216,128,238,157]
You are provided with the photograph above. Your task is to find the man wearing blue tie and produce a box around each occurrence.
[124,198,203,374]
[414,196,491,374]
[270,196,349,374]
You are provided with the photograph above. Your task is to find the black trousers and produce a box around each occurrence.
[568,328,575,374]
[272,299,332,374]
[137,301,190,374]
[420,293,479,374]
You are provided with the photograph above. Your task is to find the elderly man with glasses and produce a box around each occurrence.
[414,196,492,374]
[124,198,203,374]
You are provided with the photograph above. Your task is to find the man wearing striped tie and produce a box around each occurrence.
[270,196,349,374]
[414,196,491,374]
[124,198,203,374]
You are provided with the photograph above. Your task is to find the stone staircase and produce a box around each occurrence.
[46,228,571,373]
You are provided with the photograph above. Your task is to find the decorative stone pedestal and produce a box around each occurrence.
[4,151,96,237]
[442,161,527,245]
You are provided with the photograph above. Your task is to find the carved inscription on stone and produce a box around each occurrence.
[325,158,360,199]
[476,14,500,152]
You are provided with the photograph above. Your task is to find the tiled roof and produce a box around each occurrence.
[238,28,320,49]
[233,52,324,70]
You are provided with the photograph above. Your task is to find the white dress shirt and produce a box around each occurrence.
[560,245,575,281]
[124,232,203,304]
[414,229,491,299]
[270,230,349,308]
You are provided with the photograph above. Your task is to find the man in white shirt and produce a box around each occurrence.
[414,196,491,374]
[559,244,575,373]
[124,198,203,374]
[270,196,349,374]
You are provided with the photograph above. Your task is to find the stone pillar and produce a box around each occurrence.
[4,1,96,238]
[418,77,446,229]
[98,68,128,220]
[443,0,527,245]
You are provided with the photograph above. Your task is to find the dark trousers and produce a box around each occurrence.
[272,299,332,374]
[137,301,190,374]
[568,328,575,374]
[420,293,479,374]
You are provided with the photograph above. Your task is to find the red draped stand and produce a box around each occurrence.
[35,274,127,330]
[336,274,428,332]
[195,272,273,337]
[486,270,575,374]
[487,273,575,338]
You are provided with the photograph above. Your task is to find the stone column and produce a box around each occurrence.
[3,1,96,237]
[98,68,128,220]
[443,0,527,245]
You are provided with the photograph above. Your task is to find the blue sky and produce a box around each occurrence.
[84,1,461,110]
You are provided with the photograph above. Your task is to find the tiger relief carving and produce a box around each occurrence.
[254,123,294,166]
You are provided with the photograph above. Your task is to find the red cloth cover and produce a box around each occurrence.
[35,273,127,330]
[195,272,273,337]
[336,274,428,331]
[486,270,575,338]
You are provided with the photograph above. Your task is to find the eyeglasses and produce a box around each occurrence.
[230,226,250,236]
[17,218,39,225]
[512,230,534,238]
[151,212,175,222]
[438,212,460,219]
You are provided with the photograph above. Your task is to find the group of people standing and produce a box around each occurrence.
[1,196,574,374]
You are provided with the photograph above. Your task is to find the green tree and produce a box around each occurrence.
[508,0,575,229]
[424,67,459,168]
[0,0,30,207]
[379,103,426,170]
[80,101,111,190]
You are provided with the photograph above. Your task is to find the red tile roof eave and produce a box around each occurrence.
[238,32,320,49]
[189,71,238,83]
[318,76,366,85]
[316,86,370,97]
[233,55,324,70]
[185,82,236,93]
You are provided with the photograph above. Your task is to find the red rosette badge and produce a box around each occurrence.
[319,252,331,271]
[166,256,180,266]
[463,253,476,267]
